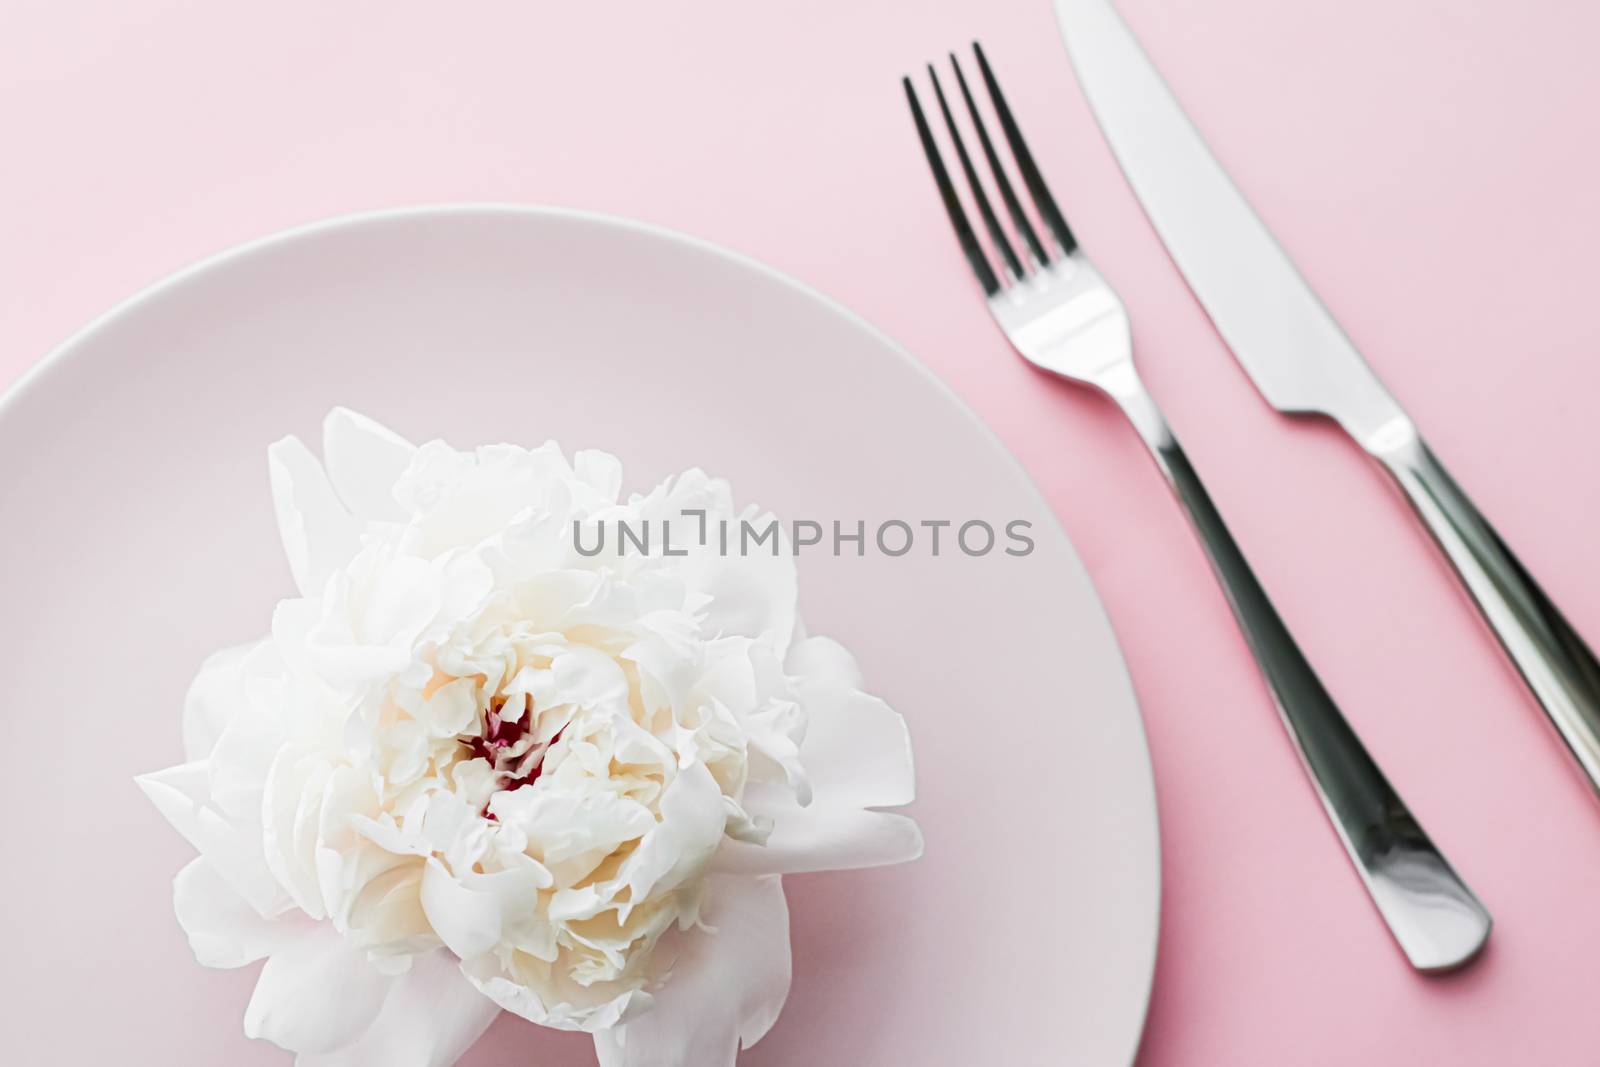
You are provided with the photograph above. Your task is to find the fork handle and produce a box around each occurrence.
[1109,377,1490,972]
[1371,428,1600,794]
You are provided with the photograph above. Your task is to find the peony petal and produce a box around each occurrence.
[460,952,650,1032]
[351,813,430,858]
[136,762,290,917]
[685,535,796,660]
[636,470,797,659]
[322,407,417,523]
[243,924,390,1054]
[593,874,791,1067]
[713,635,923,876]
[395,439,577,557]
[268,434,363,598]
[297,949,500,1067]
[489,790,656,867]
[311,764,403,927]
[783,632,861,689]
[261,748,333,919]
[173,857,306,968]
[618,761,726,908]
[204,676,285,824]
[421,858,503,960]
[573,448,623,505]
[528,645,630,712]
[713,800,923,876]
[789,637,915,808]
[181,642,256,763]
[416,677,478,738]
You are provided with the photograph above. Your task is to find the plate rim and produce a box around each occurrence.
[1,202,1162,1060]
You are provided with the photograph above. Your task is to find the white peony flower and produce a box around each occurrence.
[136,408,922,1066]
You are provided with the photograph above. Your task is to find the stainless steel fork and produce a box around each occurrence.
[904,44,1491,972]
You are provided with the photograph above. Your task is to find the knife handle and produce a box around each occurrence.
[1373,428,1600,793]
[1111,382,1490,972]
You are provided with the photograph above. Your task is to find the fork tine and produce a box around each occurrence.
[950,52,1049,268]
[927,64,1023,282]
[903,76,1000,296]
[972,42,1078,255]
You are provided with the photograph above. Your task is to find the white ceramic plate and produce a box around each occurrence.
[0,206,1158,1065]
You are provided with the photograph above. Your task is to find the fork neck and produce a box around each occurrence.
[1095,361,1174,456]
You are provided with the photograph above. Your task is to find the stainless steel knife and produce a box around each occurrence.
[1054,0,1600,797]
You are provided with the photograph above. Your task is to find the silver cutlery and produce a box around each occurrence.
[1055,0,1600,800]
[903,44,1491,972]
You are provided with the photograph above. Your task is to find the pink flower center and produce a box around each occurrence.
[464,705,566,820]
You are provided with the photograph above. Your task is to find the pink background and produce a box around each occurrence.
[6,0,1600,1064]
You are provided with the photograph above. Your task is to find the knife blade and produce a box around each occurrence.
[1054,0,1600,799]
[1052,0,1405,444]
